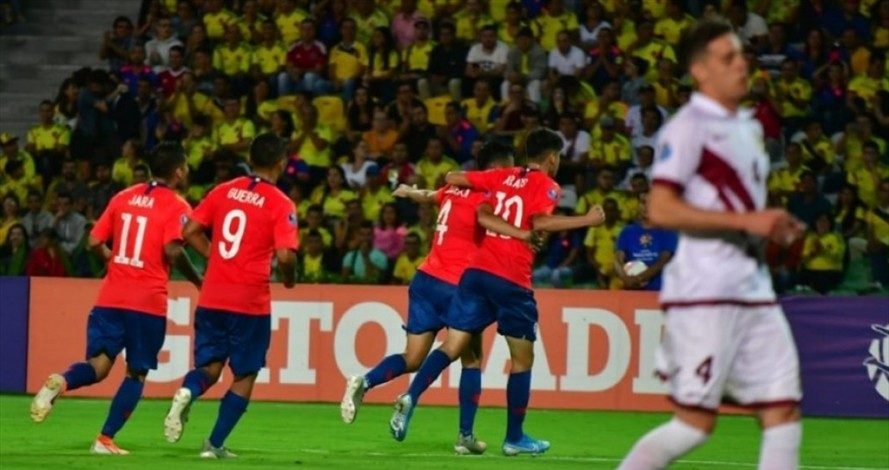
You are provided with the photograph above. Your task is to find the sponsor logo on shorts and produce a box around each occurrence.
[864,324,889,402]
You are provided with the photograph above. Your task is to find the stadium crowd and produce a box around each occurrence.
[0,0,887,293]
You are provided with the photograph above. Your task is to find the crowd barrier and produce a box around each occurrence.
[0,277,886,418]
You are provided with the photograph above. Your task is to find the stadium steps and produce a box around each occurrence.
[0,0,141,140]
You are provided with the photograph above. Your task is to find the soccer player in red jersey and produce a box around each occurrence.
[163,133,298,459]
[389,128,606,455]
[340,141,534,455]
[30,142,202,455]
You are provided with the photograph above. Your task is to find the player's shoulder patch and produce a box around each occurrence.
[547,187,560,202]
[658,142,672,161]
[288,212,298,227]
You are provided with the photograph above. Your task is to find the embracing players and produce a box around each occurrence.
[618,21,806,470]
[388,128,605,455]
[162,133,298,458]
[339,140,535,454]
[30,142,202,455]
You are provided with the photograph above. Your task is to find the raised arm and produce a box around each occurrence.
[88,235,113,262]
[392,184,438,204]
[444,171,472,187]
[533,205,605,232]
[477,203,530,242]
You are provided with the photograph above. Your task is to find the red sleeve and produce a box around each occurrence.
[274,198,299,251]
[434,187,445,205]
[90,195,115,242]
[163,198,191,245]
[465,169,503,193]
[190,187,217,227]
[530,181,560,217]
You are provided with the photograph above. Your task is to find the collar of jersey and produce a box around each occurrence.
[690,92,753,120]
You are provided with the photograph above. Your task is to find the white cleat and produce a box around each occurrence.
[91,435,130,455]
[164,388,192,443]
[200,439,237,459]
[340,375,366,424]
[30,373,65,423]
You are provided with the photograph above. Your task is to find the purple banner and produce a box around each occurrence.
[783,296,889,418]
[0,277,29,393]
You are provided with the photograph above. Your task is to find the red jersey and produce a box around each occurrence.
[191,176,299,315]
[466,168,560,289]
[418,185,488,285]
[286,41,327,70]
[91,182,192,316]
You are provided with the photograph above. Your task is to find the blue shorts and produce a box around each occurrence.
[194,307,271,377]
[445,269,539,341]
[86,307,167,372]
[405,271,456,334]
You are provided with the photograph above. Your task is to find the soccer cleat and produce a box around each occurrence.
[91,434,130,455]
[389,393,415,442]
[454,433,488,455]
[200,439,238,459]
[502,434,551,456]
[164,387,192,443]
[30,373,66,423]
[340,375,366,424]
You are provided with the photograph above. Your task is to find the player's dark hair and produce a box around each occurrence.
[149,141,186,179]
[481,24,497,34]
[477,139,514,170]
[249,133,286,169]
[169,45,185,56]
[863,140,880,152]
[524,128,563,163]
[682,20,734,71]
[307,204,323,214]
[133,162,150,175]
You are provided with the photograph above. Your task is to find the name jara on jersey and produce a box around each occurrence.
[127,195,155,209]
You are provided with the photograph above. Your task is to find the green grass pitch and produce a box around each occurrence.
[1,395,886,469]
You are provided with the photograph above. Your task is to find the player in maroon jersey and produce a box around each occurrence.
[30,142,202,455]
[163,133,298,458]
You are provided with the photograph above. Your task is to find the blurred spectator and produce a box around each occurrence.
[848,54,888,114]
[251,20,288,85]
[132,163,149,184]
[51,192,85,255]
[291,104,333,177]
[627,20,676,82]
[279,19,331,95]
[768,143,809,205]
[87,161,123,220]
[315,0,348,46]
[328,18,367,102]
[796,119,836,173]
[440,102,479,163]
[556,112,590,168]
[351,0,389,46]
[391,0,425,50]
[360,165,394,221]
[301,204,335,248]
[655,0,694,46]
[774,59,812,138]
[455,0,492,43]
[100,16,135,72]
[185,24,210,64]
[727,0,769,47]
[402,102,437,159]
[54,78,80,130]
[416,138,459,188]
[119,45,158,97]
[799,28,829,79]
[822,0,871,40]
[298,228,339,283]
[363,110,399,159]
[26,100,71,180]
[276,0,310,45]
[392,232,425,284]
[20,191,51,246]
[111,139,144,186]
[381,142,418,187]
[311,165,357,221]
[533,0,578,51]
[503,27,547,103]
[1,133,38,184]
[788,171,834,228]
[347,86,377,141]
[46,159,89,210]
[800,213,846,294]
[812,62,851,135]
[0,224,28,275]
[493,86,535,137]
[335,198,367,251]
[499,2,527,46]
[588,117,631,174]
[386,82,423,135]
[213,26,252,90]
[583,197,624,289]
[365,26,401,102]
[631,106,662,163]
[757,23,799,75]
[172,1,198,40]
[548,30,588,89]
[74,71,124,163]
[461,81,498,133]
[421,22,466,101]
[864,179,889,287]
[0,160,38,204]
[586,26,622,92]
[238,0,265,43]
[580,2,611,49]
[465,25,508,99]
[156,45,189,98]
[533,218,583,287]
[624,83,667,138]
[202,0,237,42]
[837,115,885,173]
[342,220,388,283]
[342,141,378,188]
[25,228,68,277]
[215,98,256,156]
[0,194,20,246]
[577,166,625,217]
[848,141,889,208]
[401,20,436,86]
[836,184,867,240]
[374,202,407,260]
[146,15,183,68]
[614,193,677,291]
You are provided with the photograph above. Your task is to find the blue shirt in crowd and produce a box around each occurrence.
[616,223,678,291]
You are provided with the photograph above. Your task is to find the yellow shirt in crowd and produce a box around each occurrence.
[27,124,70,153]
[802,232,845,271]
[393,253,426,284]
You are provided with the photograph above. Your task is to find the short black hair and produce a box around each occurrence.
[4,159,23,174]
[864,140,880,151]
[249,133,286,169]
[149,141,186,178]
[39,99,53,108]
[481,24,497,34]
[133,162,150,175]
[306,229,322,239]
[477,139,514,170]
[169,45,185,55]
[525,128,563,163]
[308,204,323,214]
[682,20,734,71]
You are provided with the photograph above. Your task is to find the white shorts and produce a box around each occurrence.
[655,304,802,410]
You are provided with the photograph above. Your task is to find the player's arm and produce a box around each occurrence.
[392,184,438,204]
[277,248,296,288]
[647,184,806,245]
[182,219,212,259]
[532,205,605,232]
[87,235,113,262]
[444,171,472,188]
[165,242,203,289]
[477,203,531,242]
[612,249,639,288]
[636,250,672,285]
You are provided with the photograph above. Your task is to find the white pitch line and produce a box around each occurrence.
[292,448,885,470]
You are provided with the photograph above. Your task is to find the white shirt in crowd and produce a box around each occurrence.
[144,35,184,67]
[625,104,669,138]
[548,46,589,76]
[467,41,509,72]
[341,162,378,189]
[557,129,591,162]
[579,21,612,46]
[651,92,774,304]
[737,12,768,45]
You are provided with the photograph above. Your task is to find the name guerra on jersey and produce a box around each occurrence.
[226,188,266,208]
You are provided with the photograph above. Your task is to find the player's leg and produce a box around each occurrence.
[454,333,487,455]
[728,307,803,470]
[199,312,271,458]
[31,307,122,423]
[93,310,167,455]
[165,308,229,443]
[619,306,743,469]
